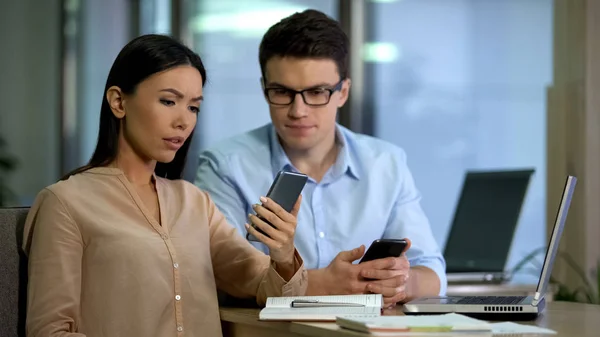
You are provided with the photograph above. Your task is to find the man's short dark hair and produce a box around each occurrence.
[259,9,349,81]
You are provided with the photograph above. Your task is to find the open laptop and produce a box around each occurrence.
[444,169,535,284]
[404,175,577,320]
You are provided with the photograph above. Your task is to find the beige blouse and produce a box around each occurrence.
[22,167,307,337]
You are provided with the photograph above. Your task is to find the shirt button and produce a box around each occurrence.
[175,295,181,301]
[177,326,183,332]
[319,231,325,238]
[161,234,168,240]
[173,263,179,269]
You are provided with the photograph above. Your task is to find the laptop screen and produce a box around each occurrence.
[444,169,534,273]
[534,176,576,300]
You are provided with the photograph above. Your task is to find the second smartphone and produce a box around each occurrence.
[359,239,409,263]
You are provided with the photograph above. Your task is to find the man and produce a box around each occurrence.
[195,9,446,306]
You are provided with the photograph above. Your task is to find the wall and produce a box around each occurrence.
[0,0,61,206]
[371,0,553,282]
[180,0,339,180]
[77,0,131,168]
[548,0,600,292]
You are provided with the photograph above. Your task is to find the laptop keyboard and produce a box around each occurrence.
[456,296,526,305]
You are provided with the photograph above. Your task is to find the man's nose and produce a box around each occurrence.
[288,93,309,118]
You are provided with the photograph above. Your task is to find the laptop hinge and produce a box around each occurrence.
[531,292,543,307]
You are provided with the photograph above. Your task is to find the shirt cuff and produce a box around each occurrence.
[412,259,448,296]
[267,249,308,297]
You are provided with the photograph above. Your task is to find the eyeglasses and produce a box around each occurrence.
[263,80,344,107]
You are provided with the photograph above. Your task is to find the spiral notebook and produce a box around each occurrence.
[259,294,382,321]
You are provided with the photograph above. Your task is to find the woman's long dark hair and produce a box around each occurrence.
[63,34,207,180]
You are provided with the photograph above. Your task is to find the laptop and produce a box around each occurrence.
[404,175,577,320]
[444,169,535,284]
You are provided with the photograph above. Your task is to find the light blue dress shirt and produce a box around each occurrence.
[194,123,447,295]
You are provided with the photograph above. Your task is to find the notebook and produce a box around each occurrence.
[335,315,556,336]
[336,313,492,335]
[259,294,382,321]
[490,322,556,335]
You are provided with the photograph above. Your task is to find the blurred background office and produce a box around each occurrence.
[1,0,599,300]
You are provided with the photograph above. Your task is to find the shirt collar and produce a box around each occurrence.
[268,124,361,181]
[333,125,361,180]
[269,125,294,176]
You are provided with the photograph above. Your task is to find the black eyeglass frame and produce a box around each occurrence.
[262,79,345,107]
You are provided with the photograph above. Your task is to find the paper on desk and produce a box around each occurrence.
[336,313,492,334]
[491,322,557,335]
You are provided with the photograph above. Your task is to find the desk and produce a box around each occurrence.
[220,301,600,337]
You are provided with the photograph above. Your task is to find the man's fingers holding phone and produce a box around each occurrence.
[361,266,409,281]
[290,194,302,217]
[360,256,398,270]
[367,281,407,307]
[356,238,412,307]
[359,239,411,280]
[365,269,410,307]
[402,238,412,251]
[367,281,407,298]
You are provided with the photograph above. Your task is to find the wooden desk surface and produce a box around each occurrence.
[220,301,600,337]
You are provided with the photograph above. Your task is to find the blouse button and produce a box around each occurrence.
[175,295,181,301]
[177,326,183,332]
[173,263,179,269]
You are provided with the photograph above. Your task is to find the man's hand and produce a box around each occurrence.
[310,240,411,300]
[319,245,370,295]
[307,238,441,305]
[360,238,412,307]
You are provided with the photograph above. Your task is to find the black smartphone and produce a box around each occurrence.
[247,170,308,241]
[359,239,408,263]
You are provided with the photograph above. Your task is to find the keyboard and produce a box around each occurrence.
[456,296,526,305]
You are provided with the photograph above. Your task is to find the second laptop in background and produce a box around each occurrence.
[444,169,535,284]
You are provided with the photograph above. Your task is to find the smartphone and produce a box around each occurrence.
[246,170,308,241]
[359,239,408,263]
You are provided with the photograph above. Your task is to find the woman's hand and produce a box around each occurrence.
[245,195,302,279]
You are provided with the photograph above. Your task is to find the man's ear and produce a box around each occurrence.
[106,86,126,119]
[260,77,268,100]
[260,77,266,89]
[338,78,352,108]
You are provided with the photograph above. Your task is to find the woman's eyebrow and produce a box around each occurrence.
[159,88,203,101]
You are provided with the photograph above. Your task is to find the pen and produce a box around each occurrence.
[290,299,366,308]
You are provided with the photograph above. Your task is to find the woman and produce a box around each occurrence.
[22,34,307,337]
